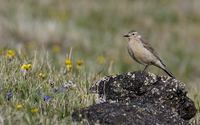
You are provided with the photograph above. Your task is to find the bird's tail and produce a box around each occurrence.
[154,60,175,78]
[162,67,175,78]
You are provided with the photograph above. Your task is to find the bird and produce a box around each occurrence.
[123,30,174,78]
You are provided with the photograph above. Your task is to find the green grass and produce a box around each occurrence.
[0,0,199,124]
[0,49,99,124]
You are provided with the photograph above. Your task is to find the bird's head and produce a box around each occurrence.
[123,31,141,40]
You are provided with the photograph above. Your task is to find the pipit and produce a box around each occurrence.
[123,31,174,78]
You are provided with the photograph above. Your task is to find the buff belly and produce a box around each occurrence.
[128,41,157,65]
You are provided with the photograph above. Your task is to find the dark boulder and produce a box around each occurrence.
[72,71,197,125]
[72,102,190,125]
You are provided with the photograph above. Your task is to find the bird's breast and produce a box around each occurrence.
[128,41,156,64]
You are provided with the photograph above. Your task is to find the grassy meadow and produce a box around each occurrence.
[0,0,200,124]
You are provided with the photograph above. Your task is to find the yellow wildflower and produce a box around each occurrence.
[77,59,84,66]
[52,44,61,53]
[31,108,39,113]
[97,55,106,64]
[66,65,72,72]
[16,104,23,110]
[38,73,46,79]
[65,59,72,65]
[21,64,32,71]
[6,50,16,59]
[81,94,87,99]
[65,59,72,72]
[76,59,84,70]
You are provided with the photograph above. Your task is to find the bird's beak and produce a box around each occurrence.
[123,34,129,37]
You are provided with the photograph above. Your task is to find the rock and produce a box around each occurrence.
[72,71,197,125]
[72,102,189,125]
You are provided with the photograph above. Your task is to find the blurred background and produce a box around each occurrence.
[0,0,200,97]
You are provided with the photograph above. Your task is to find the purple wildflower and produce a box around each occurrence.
[43,95,51,102]
[6,91,13,100]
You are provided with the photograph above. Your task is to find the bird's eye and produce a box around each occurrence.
[132,33,135,35]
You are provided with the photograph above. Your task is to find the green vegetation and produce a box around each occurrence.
[0,0,199,124]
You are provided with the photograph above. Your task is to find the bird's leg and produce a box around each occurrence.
[143,65,149,73]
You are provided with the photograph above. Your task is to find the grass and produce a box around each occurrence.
[0,0,199,124]
[0,49,99,124]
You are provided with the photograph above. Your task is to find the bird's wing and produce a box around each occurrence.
[140,38,166,67]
